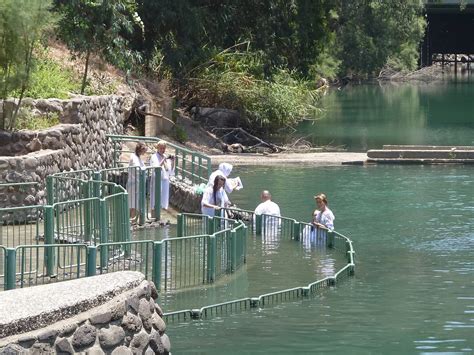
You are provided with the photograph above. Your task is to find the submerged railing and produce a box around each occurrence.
[163,209,355,323]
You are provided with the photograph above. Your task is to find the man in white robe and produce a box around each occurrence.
[254,190,281,217]
[254,190,281,236]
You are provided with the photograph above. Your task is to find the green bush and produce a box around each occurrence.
[19,57,79,99]
[173,125,188,143]
[186,51,321,133]
[14,108,60,130]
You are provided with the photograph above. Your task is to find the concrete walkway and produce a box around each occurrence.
[210,152,368,166]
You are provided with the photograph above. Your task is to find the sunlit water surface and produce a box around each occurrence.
[165,165,473,354]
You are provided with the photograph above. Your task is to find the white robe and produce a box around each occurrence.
[149,152,175,210]
[201,186,229,217]
[254,200,281,233]
[207,163,234,194]
[254,200,281,217]
[127,153,146,209]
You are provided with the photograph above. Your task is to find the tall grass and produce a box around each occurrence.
[186,51,321,133]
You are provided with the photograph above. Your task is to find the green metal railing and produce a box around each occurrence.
[107,134,212,185]
[163,211,355,323]
[0,205,44,247]
[1,163,355,322]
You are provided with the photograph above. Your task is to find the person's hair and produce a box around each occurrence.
[213,175,226,204]
[261,190,271,201]
[135,142,147,156]
[314,193,328,205]
[155,141,167,150]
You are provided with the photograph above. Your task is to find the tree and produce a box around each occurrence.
[54,0,140,94]
[334,0,426,77]
[0,0,56,130]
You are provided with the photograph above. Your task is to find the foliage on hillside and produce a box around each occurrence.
[1,0,427,132]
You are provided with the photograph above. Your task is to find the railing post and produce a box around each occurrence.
[230,230,237,272]
[207,217,214,235]
[327,231,334,248]
[207,236,216,283]
[154,167,161,221]
[99,199,109,270]
[86,246,97,277]
[44,205,55,276]
[255,214,262,235]
[198,156,203,184]
[206,157,212,180]
[5,248,16,290]
[92,178,101,244]
[152,242,162,291]
[84,183,92,243]
[181,151,186,181]
[293,222,300,241]
[46,176,53,205]
[174,148,179,177]
[138,169,146,225]
[243,225,248,263]
[123,192,131,257]
[177,214,183,237]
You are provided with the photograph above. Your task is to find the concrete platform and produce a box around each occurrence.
[367,145,474,164]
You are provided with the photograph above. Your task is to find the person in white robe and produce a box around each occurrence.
[127,142,147,220]
[201,175,230,217]
[207,163,238,194]
[254,190,281,235]
[311,193,335,241]
[149,141,175,216]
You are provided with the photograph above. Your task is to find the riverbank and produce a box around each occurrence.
[210,152,368,166]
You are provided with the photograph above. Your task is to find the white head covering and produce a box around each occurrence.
[218,163,233,177]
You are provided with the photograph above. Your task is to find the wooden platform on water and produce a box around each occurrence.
[367,145,474,165]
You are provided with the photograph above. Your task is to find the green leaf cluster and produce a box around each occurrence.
[0,0,57,129]
[188,50,321,133]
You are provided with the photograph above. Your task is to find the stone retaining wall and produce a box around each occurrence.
[0,96,125,208]
[170,178,201,213]
[0,272,170,354]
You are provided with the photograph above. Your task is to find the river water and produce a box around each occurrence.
[167,80,474,354]
[299,78,474,151]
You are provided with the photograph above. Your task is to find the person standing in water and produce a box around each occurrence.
[201,175,230,217]
[312,193,335,231]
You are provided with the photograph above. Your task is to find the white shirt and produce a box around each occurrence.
[254,200,281,217]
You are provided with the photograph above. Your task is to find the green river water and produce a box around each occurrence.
[166,81,474,354]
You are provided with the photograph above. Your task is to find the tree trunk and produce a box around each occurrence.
[81,50,91,95]
[11,43,35,130]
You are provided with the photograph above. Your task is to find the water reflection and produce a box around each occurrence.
[298,78,474,150]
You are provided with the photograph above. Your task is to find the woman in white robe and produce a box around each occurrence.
[149,141,175,216]
[201,175,229,217]
[127,142,147,220]
[311,193,335,242]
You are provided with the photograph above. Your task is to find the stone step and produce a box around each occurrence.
[367,149,474,159]
[367,158,474,165]
[382,145,474,151]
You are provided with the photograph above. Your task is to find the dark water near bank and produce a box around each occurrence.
[167,164,474,354]
[298,78,474,151]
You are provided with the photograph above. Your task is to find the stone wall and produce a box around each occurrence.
[0,96,125,207]
[0,272,170,354]
[170,178,202,213]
